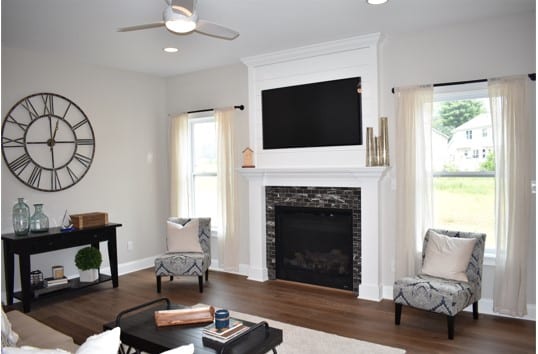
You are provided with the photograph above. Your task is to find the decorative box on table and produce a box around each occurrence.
[70,212,108,229]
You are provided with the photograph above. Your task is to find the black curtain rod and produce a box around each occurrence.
[188,105,244,114]
[391,73,536,94]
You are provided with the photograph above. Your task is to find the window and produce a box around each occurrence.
[188,115,217,221]
[432,84,495,254]
[466,130,473,139]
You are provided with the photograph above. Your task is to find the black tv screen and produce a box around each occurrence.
[261,77,362,150]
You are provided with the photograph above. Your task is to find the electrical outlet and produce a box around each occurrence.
[127,241,134,251]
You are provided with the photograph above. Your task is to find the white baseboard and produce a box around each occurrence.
[210,258,220,270]
[101,255,156,276]
[238,263,250,276]
[358,283,383,302]
[247,267,268,282]
[382,285,535,321]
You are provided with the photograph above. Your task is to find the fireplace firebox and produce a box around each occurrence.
[275,206,353,291]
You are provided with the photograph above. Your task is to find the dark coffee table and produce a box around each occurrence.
[102,298,282,354]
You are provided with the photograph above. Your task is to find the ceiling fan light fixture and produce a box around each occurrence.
[165,19,196,33]
[366,0,388,4]
[163,6,198,33]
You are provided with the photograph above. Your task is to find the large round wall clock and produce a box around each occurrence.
[1,93,95,192]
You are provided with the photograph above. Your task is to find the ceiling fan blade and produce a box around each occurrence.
[195,20,239,40]
[117,22,165,32]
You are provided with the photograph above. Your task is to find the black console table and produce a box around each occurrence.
[2,223,121,312]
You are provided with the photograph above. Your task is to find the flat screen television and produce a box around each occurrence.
[261,77,362,150]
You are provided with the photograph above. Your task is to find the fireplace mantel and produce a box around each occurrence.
[239,166,390,302]
[239,166,388,181]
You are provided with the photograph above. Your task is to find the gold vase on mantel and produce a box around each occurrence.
[366,127,375,166]
[379,117,389,166]
[365,117,390,167]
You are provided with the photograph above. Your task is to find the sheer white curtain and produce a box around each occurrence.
[215,109,238,271]
[394,85,434,279]
[170,113,190,217]
[489,76,532,317]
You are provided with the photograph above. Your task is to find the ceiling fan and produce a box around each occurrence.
[117,0,239,40]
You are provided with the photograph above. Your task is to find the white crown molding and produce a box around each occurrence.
[241,33,382,68]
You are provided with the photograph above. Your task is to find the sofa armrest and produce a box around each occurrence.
[6,310,78,352]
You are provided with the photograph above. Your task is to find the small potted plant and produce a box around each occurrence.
[75,246,102,282]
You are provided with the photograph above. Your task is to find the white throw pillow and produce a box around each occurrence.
[2,347,70,354]
[160,344,195,354]
[1,308,19,347]
[167,219,203,253]
[75,327,121,354]
[421,230,476,282]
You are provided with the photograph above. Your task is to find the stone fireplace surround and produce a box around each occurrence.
[265,186,361,294]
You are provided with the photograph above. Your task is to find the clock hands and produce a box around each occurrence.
[47,120,59,148]
[52,120,59,141]
[49,119,59,170]
[28,120,72,145]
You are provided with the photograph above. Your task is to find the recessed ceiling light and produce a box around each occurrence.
[366,0,388,4]
[163,47,179,53]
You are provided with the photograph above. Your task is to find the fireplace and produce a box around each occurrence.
[275,206,353,290]
[265,186,361,294]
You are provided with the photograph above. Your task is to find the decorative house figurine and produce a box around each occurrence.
[242,147,255,168]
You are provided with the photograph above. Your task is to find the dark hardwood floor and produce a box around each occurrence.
[9,268,535,354]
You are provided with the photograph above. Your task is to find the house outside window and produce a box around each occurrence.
[188,115,217,221]
[466,130,473,139]
[432,84,495,254]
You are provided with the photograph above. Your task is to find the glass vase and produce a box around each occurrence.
[30,204,49,233]
[12,198,30,236]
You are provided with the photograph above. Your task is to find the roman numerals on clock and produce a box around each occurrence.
[1,93,95,192]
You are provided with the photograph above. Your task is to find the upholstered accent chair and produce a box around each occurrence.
[155,217,211,293]
[393,229,486,339]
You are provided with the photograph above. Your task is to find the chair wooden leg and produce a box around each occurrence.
[156,276,161,293]
[395,303,402,325]
[473,301,479,320]
[447,316,455,340]
[198,276,204,293]
[205,269,209,282]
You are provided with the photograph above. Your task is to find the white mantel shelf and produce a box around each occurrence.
[239,166,389,179]
[239,165,391,302]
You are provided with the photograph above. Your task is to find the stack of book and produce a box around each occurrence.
[44,276,69,288]
[202,319,249,343]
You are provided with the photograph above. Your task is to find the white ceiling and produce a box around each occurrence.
[2,0,535,77]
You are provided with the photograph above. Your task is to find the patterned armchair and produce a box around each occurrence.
[393,229,486,339]
[155,217,211,293]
